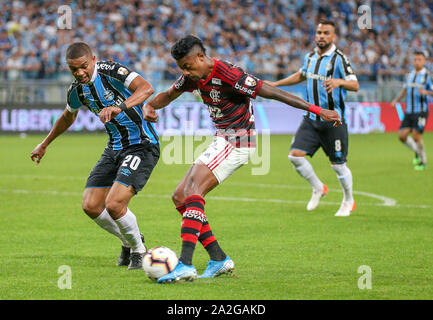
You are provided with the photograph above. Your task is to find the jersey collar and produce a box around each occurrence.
[89,65,98,84]
[200,58,218,86]
[315,44,336,57]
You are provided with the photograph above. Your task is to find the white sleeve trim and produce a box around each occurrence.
[124,72,139,88]
[66,103,79,113]
[345,74,357,81]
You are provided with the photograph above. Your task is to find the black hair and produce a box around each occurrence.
[170,35,206,60]
[414,50,427,58]
[66,42,93,59]
[318,19,338,35]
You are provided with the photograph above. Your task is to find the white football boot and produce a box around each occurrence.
[306,184,329,211]
[334,200,356,217]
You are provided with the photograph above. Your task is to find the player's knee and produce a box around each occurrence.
[398,132,407,142]
[105,199,125,217]
[81,199,103,218]
[171,189,184,207]
[289,149,306,158]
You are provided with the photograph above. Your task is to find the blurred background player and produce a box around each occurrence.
[143,35,341,283]
[266,20,359,217]
[30,42,159,269]
[391,50,433,170]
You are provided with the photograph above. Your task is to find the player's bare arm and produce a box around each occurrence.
[391,88,407,107]
[265,71,306,87]
[142,86,184,122]
[30,108,78,164]
[99,76,154,124]
[322,79,359,93]
[419,89,433,96]
[258,82,342,126]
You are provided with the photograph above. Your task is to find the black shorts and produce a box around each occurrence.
[85,143,160,193]
[400,112,428,133]
[291,116,348,163]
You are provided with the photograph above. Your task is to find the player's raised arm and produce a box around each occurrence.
[258,82,342,126]
[265,71,306,87]
[30,108,78,164]
[142,85,184,122]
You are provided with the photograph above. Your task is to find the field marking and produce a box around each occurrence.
[0,187,430,209]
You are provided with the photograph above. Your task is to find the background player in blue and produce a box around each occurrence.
[267,20,359,217]
[391,51,433,170]
[30,42,159,269]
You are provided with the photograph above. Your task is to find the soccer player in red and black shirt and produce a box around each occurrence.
[143,35,341,283]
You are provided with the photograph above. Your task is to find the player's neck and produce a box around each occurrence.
[415,67,424,73]
[202,57,215,80]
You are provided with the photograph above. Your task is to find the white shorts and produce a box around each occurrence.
[194,136,256,183]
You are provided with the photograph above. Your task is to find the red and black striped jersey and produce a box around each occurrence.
[172,58,263,147]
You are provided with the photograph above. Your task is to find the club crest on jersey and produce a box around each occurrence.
[210,88,221,103]
[244,75,256,87]
[103,90,114,101]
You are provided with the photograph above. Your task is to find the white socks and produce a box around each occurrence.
[331,163,353,202]
[288,155,323,191]
[114,208,146,253]
[93,209,130,248]
[404,136,418,153]
[416,140,427,164]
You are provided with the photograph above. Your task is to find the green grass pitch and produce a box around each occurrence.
[0,132,432,300]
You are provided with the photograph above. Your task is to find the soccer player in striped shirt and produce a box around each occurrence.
[30,42,160,269]
[143,35,342,283]
[391,50,433,170]
[267,20,360,217]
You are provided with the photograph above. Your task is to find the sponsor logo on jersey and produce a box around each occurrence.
[305,72,332,81]
[117,67,129,75]
[98,63,116,70]
[174,75,185,89]
[235,82,255,95]
[244,75,256,87]
[212,78,222,85]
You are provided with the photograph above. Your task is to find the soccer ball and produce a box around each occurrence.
[142,246,178,281]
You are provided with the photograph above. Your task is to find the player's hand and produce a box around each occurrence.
[142,104,158,123]
[322,79,341,93]
[419,89,428,95]
[390,100,397,108]
[319,109,342,127]
[30,143,47,165]
[99,106,121,124]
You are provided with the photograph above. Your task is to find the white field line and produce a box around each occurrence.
[0,184,430,210]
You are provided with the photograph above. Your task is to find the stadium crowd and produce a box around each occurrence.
[0,0,432,83]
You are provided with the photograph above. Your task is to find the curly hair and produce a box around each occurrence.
[170,35,206,60]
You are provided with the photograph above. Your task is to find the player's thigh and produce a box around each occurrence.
[183,162,220,198]
[193,136,255,185]
[320,122,348,164]
[290,117,321,157]
[115,143,160,195]
[85,148,118,189]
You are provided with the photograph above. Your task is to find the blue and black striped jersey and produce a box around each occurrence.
[66,61,158,150]
[299,44,357,122]
[404,68,432,114]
